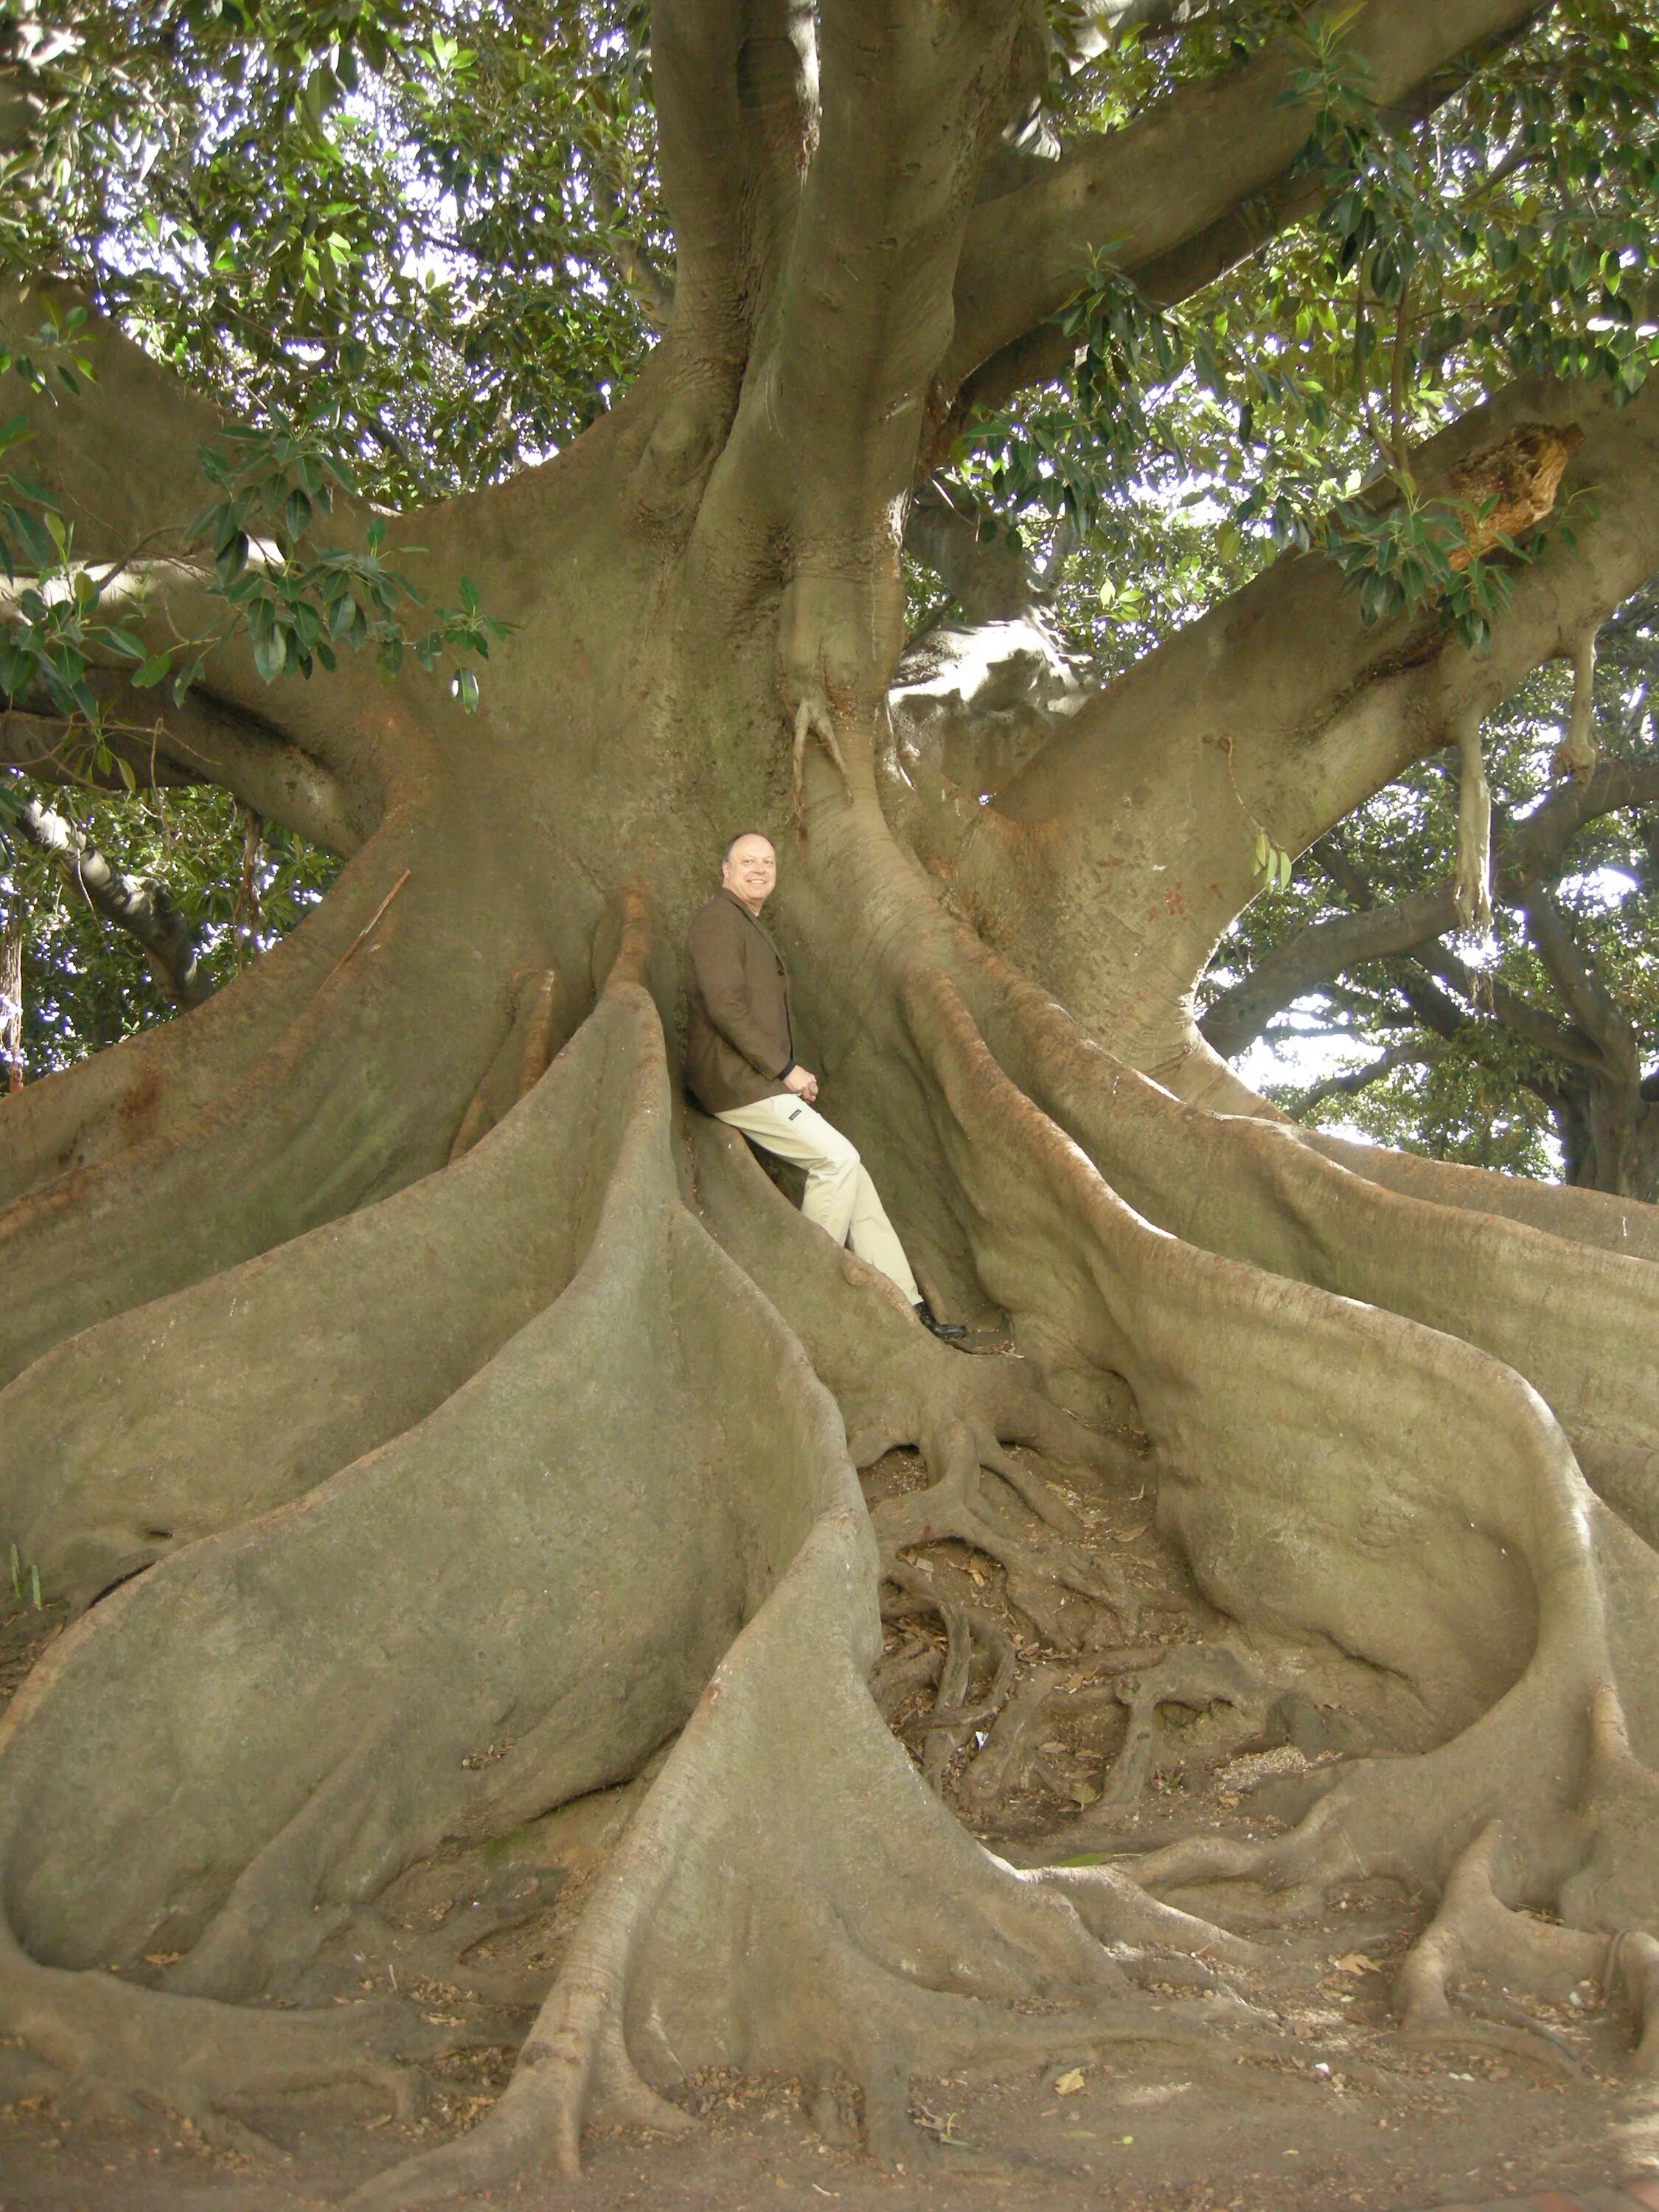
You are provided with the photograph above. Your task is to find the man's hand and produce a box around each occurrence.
[783,1065,818,1103]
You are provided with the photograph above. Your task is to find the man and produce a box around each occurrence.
[684,832,966,1340]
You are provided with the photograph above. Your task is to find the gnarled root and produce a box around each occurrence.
[0,1911,446,2156]
[885,959,1659,2081]
[881,1561,1018,1787]
[689,1111,1143,1644]
[344,1509,1249,2208]
[1396,1820,1659,2079]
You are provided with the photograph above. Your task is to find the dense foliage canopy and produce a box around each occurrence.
[4,0,1658,1166]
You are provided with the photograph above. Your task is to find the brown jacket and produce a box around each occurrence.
[684,888,796,1114]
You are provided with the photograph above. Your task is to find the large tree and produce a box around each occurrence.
[4,1,1659,2204]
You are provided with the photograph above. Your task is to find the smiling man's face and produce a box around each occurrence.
[721,835,777,915]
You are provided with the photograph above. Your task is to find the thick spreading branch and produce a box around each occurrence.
[937,369,1659,1084]
[1200,751,1659,1059]
[698,0,1037,734]
[942,0,1543,422]
[1,683,361,856]
[4,787,210,1006]
[1,279,235,569]
[1290,1035,1447,1111]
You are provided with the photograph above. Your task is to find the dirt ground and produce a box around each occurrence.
[3,1448,1656,2212]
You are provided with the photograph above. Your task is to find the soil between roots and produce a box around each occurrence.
[2,1449,1655,2212]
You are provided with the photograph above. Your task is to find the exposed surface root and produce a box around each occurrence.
[0,956,826,2126]
[0,1912,449,2156]
[344,1508,1248,2207]
[1301,1124,1659,1264]
[447,964,562,1162]
[975,955,1659,1546]
[0,810,540,1391]
[1396,1822,1659,2076]
[0,956,645,1606]
[689,1113,1142,1645]
[1085,1646,1267,1823]
[882,1562,1018,1787]
[0,810,418,1213]
[883,958,1659,2090]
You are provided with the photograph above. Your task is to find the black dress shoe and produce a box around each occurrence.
[915,1301,968,1342]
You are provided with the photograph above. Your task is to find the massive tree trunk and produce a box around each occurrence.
[4,3,1659,2199]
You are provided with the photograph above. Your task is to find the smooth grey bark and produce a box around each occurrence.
[2,7,1659,2201]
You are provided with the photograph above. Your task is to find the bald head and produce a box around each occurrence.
[721,833,776,917]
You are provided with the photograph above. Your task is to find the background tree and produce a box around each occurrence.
[3,1,1659,2205]
[1200,580,1659,1197]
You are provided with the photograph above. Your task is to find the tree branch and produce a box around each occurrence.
[942,0,1543,420]
[1289,1035,1447,1113]
[1,279,237,568]
[1200,751,1659,1058]
[1405,941,1599,1071]
[2,787,211,1006]
[902,479,1040,625]
[1522,888,1639,1075]
[0,680,362,857]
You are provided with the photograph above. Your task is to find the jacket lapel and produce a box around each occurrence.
[720,888,792,1036]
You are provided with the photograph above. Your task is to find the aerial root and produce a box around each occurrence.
[1398,1821,1659,2079]
[1451,707,1493,933]
[791,695,854,835]
[1553,621,1600,782]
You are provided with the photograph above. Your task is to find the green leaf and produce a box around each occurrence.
[132,653,173,689]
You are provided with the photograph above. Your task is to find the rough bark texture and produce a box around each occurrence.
[2,3,1659,2198]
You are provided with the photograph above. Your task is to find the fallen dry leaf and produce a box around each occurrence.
[1054,2068,1085,2096]
[1332,1952,1382,1976]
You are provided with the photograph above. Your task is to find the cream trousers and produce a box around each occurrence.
[716,1093,921,1306]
